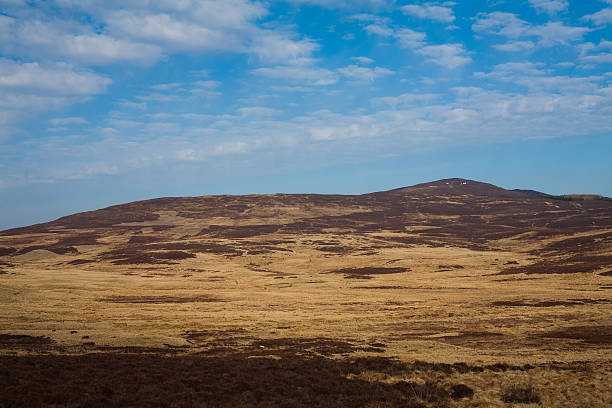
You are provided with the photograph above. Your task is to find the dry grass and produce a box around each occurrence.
[0,180,610,406]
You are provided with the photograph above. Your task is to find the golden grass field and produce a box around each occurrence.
[1,179,610,407]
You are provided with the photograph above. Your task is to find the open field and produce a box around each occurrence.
[1,179,611,407]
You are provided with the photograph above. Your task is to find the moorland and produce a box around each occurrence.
[1,178,611,407]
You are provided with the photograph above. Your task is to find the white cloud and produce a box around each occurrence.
[106,12,245,53]
[579,40,612,64]
[0,16,162,65]
[476,62,604,93]
[238,106,281,117]
[108,119,143,128]
[1,0,320,68]
[365,23,395,37]
[250,31,318,64]
[530,22,592,45]
[372,93,439,107]
[493,40,535,52]
[394,28,428,49]
[401,4,455,23]
[472,12,530,39]
[478,62,548,78]
[363,20,468,68]
[528,0,569,15]
[151,82,183,90]
[49,117,87,126]
[253,65,339,86]
[282,0,393,10]
[473,12,591,47]
[493,41,535,52]
[583,8,612,26]
[338,65,394,81]
[119,100,147,110]
[352,56,374,64]
[415,44,471,68]
[194,80,221,89]
[0,59,111,95]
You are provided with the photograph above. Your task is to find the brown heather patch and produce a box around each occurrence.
[325,266,408,278]
[100,295,222,304]
[540,326,612,345]
[491,299,612,307]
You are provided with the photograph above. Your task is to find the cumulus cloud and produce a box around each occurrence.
[528,0,569,15]
[400,4,456,23]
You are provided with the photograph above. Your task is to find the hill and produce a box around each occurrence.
[1,178,611,407]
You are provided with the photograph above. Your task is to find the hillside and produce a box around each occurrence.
[1,178,611,407]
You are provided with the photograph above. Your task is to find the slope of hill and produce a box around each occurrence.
[1,179,611,407]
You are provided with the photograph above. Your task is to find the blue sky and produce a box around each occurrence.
[1,0,611,229]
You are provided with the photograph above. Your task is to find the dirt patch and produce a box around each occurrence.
[540,325,612,345]
[99,295,222,304]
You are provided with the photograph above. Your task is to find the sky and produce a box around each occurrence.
[1,0,611,229]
